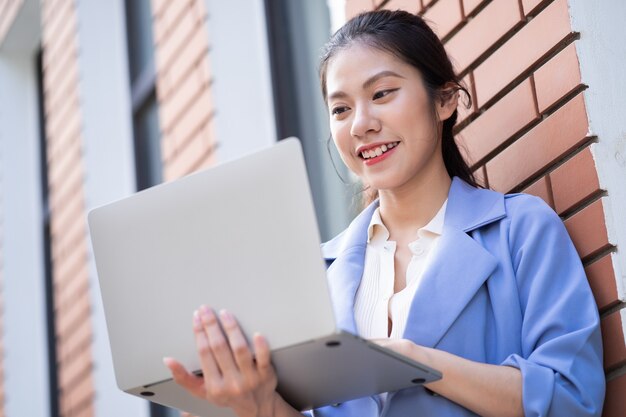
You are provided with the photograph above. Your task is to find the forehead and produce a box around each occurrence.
[325,42,418,96]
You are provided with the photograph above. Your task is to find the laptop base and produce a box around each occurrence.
[128,331,440,416]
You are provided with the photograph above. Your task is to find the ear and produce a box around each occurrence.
[436,84,459,122]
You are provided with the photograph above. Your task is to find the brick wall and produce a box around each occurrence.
[151,0,217,182]
[346,0,624,415]
[0,0,24,44]
[41,0,95,415]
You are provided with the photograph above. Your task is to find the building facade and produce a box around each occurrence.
[0,0,624,416]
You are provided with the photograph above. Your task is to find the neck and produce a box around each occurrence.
[378,168,451,239]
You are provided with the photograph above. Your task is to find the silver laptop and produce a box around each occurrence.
[88,138,441,416]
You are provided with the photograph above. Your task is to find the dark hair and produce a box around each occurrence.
[319,9,480,200]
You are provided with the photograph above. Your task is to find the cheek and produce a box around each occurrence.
[396,91,436,134]
[401,108,436,138]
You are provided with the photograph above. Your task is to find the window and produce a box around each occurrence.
[125,0,163,191]
[36,47,60,417]
[264,0,354,241]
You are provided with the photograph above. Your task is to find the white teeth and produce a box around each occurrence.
[360,142,399,159]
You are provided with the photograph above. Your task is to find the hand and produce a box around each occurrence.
[372,338,523,417]
[164,306,281,417]
[371,338,422,359]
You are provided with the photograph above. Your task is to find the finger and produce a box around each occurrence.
[192,309,222,388]
[163,357,206,398]
[219,310,256,378]
[252,333,274,379]
[200,305,238,376]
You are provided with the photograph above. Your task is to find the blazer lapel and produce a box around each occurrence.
[402,178,506,347]
[326,246,365,333]
[401,226,498,347]
[322,202,378,334]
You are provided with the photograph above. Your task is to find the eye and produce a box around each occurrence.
[373,88,398,100]
[331,106,349,116]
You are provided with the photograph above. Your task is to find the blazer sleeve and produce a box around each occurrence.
[500,195,605,417]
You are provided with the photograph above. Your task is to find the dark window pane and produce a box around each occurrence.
[133,93,162,190]
[36,48,60,417]
[125,0,156,84]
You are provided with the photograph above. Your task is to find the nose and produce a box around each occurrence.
[350,105,381,138]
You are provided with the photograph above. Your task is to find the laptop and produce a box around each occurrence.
[88,138,441,416]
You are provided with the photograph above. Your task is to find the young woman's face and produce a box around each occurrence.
[325,43,451,193]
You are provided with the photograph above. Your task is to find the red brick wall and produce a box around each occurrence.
[346,0,624,415]
[41,0,95,415]
[151,0,217,181]
[0,0,24,44]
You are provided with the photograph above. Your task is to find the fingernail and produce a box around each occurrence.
[193,310,201,328]
[254,332,266,346]
[200,305,214,322]
[219,309,234,325]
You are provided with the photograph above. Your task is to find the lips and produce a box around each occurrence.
[358,141,399,159]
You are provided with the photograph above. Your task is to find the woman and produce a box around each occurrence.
[164,10,605,417]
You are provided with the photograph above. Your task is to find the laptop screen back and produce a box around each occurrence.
[88,138,336,391]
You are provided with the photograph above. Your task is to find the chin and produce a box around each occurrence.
[365,179,400,192]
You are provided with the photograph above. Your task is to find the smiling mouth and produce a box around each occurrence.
[360,142,399,159]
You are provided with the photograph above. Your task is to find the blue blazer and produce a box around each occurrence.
[310,178,605,417]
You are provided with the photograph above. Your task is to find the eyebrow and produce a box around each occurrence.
[327,70,406,102]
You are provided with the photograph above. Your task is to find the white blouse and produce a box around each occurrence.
[354,200,447,340]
